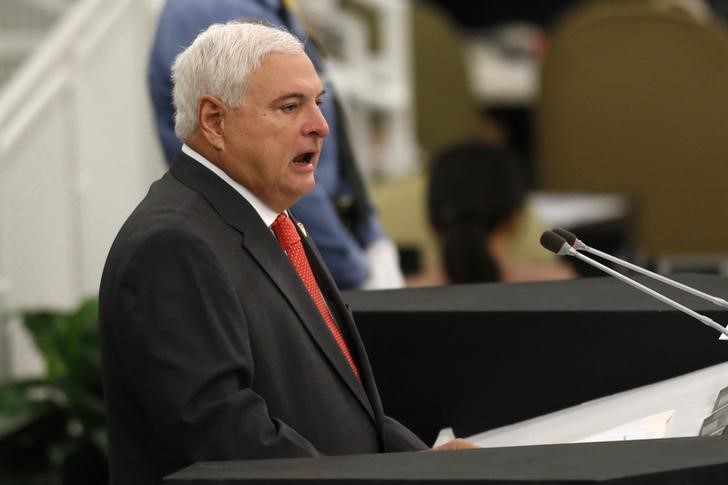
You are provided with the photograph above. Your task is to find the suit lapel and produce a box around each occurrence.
[294,216,377,419]
[303,241,386,434]
[169,153,375,421]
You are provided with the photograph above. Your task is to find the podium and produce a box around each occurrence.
[344,274,728,443]
[166,436,728,484]
[166,275,728,484]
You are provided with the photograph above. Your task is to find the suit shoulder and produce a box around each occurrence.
[122,174,226,239]
[104,175,232,270]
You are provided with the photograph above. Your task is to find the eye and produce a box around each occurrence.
[281,103,298,113]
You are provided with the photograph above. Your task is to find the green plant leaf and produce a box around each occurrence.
[0,297,107,481]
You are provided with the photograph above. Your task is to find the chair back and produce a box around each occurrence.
[538,1,728,256]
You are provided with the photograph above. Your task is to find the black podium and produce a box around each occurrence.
[344,274,728,443]
[166,436,728,484]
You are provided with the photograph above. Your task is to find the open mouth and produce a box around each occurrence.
[292,152,315,165]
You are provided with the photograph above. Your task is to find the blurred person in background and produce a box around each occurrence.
[148,0,403,290]
[421,139,575,285]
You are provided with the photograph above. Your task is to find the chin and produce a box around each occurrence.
[286,180,316,205]
[299,180,316,197]
[300,172,316,189]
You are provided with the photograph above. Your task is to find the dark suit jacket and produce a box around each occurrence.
[99,152,426,485]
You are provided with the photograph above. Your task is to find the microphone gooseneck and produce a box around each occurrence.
[540,230,728,340]
[551,227,728,309]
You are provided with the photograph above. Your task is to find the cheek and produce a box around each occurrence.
[237,119,296,176]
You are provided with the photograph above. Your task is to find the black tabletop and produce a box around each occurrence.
[167,436,728,484]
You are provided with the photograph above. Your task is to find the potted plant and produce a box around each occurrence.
[0,298,107,485]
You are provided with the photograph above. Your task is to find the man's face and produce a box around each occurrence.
[220,51,329,212]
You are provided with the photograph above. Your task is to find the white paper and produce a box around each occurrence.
[572,410,674,443]
[433,427,456,448]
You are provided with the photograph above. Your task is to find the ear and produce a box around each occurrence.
[197,95,226,150]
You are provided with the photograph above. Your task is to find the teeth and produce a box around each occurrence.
[293,152,313,164]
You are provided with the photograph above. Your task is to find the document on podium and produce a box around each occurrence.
[572,410,673,442]
[463,362,728,448]
[434,410,674,447]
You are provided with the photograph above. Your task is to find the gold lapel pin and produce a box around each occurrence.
[297,222,307,238]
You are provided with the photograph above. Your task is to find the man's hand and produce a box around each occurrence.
[431,439,480,451]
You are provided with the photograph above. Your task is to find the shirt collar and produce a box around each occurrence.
[181,144,280,227]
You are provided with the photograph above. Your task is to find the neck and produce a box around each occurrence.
[186,133,221,167]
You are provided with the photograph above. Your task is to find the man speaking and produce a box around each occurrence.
[99,21,472,485]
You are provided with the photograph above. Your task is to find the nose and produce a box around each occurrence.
[302,104,330,138]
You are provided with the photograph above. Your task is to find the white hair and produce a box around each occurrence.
[172,21,304,141]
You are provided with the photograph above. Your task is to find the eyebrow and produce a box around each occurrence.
[271,89,326,105]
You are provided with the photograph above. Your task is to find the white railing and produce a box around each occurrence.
[0,0,165,319]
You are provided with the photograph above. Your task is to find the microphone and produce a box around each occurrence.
[552,228,728,310]
[540,231,728,340]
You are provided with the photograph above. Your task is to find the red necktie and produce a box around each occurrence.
[271,213,361,381]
